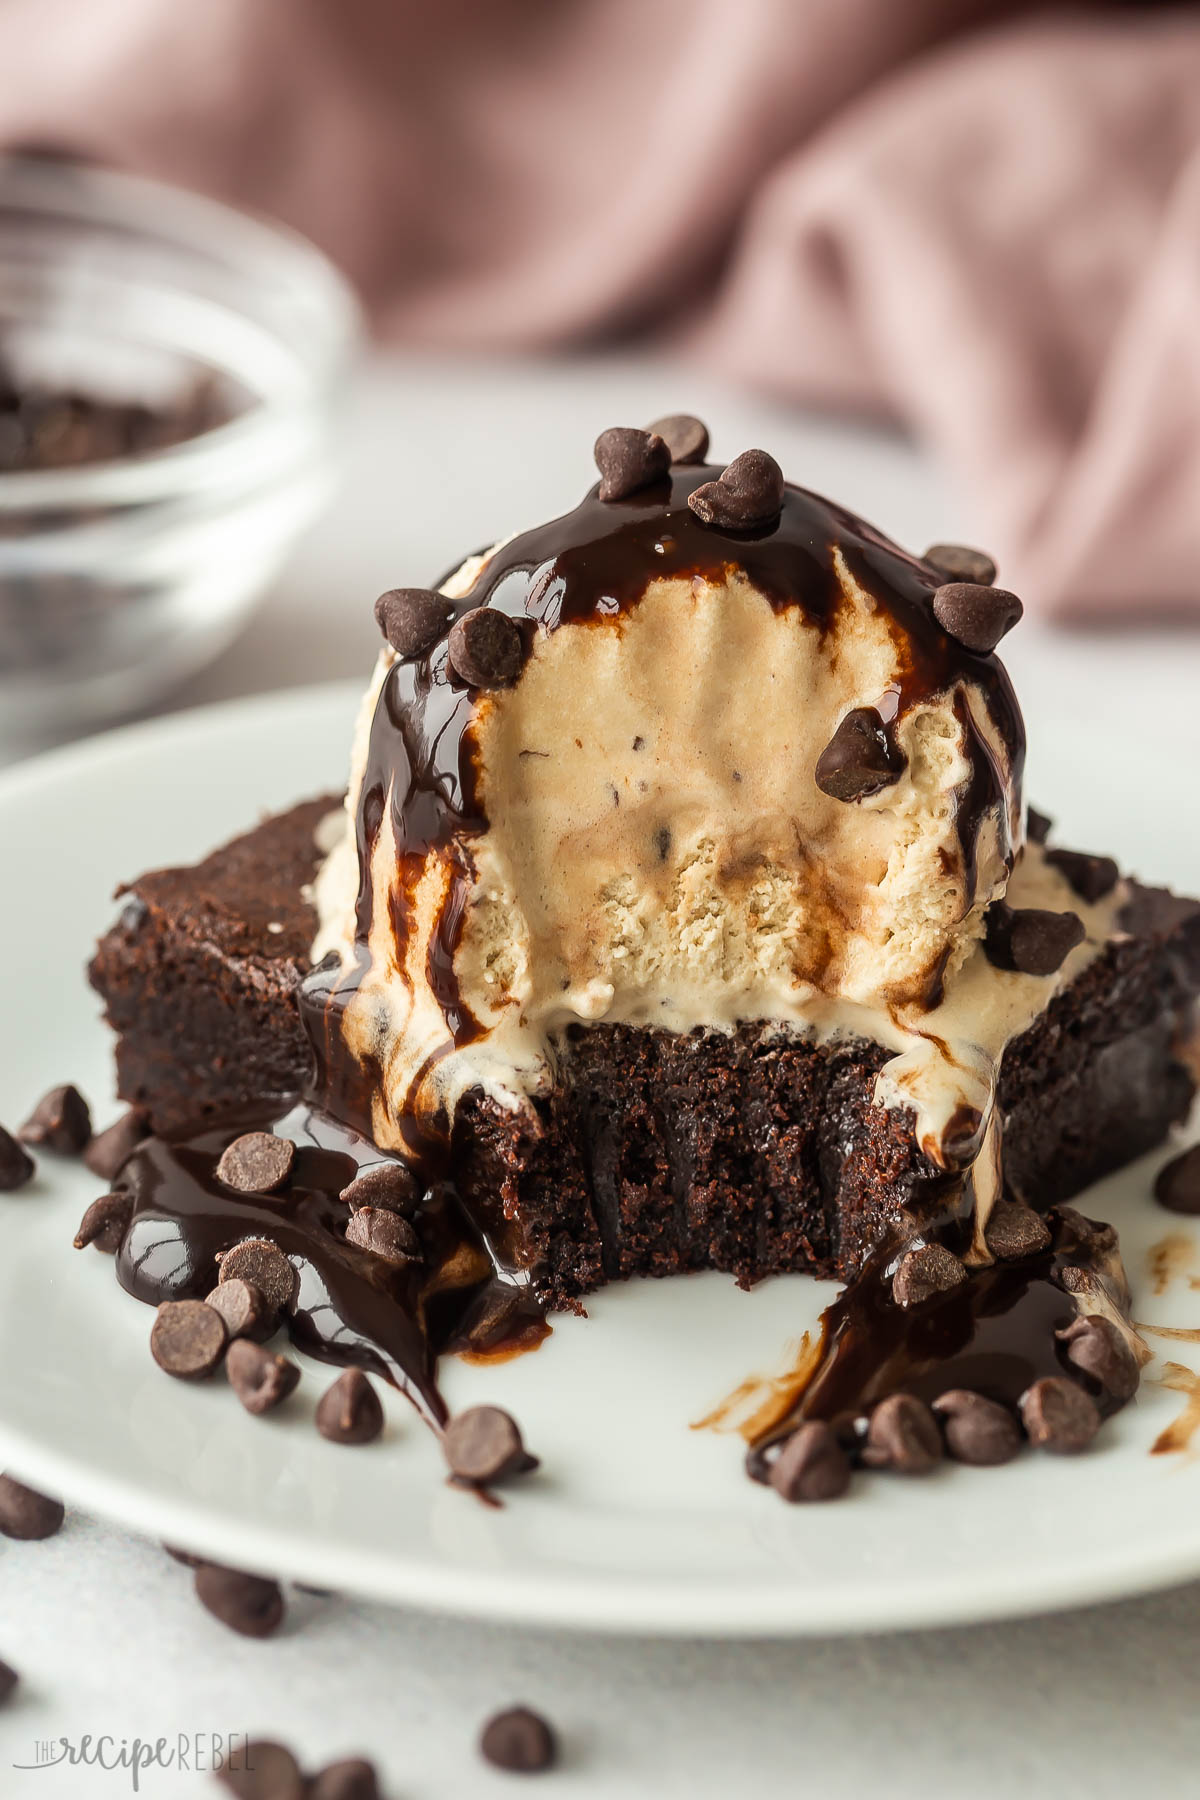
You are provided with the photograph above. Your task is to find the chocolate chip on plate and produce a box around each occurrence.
[768,1421,851,1502]
[931,581,1023,653]
[1154,1145,1200,1215]
[316,1369,384,1446]
[226,1340,301,1416]
[892,1243,966,1308]
[932,1390,1022,1465]
[1056,1314,1139,1404]
[309,1758,382,1800]
[593,425,670,501]
[82,1107,149,1181]
[647,412,709,465]
[984,900,1085,976]
[480,1706,558,1775]
[216,1240,298,1315]
[344,1206,421,1266]
[862,1393,943,1474]
[0,1658,17,1705]
[1044,847,1120,904]
[206,1277,275,1342]
[215,1132,295,1195]
[340,1162,419,1215]
[814,706,906,803]
[688,448,784,530]
[193,1565,286,1639]
[374,586,453,660]
[984,1199,1052,1261]
[73,1192,132,1254]
[443,1405,538,1485]
[1020,1376,1102,1453]
[18,1084,91,1155]
[217,1739,305,1799]
[446,607,524,689]
[1026,805,1053,846]
[0,1124,35,1191]
[150,1300,228,1380]
[923,542,997,587]
[0,1473,65,1540]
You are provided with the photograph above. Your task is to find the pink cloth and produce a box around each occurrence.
[2,0,1198,616]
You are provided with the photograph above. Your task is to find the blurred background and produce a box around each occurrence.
[0,0,1197,757]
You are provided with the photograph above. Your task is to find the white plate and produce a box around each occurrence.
[2,676,1200,1639]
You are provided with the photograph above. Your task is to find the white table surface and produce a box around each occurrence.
[3,350,1200,1799]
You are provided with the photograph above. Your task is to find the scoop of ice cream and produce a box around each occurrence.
[311,445,1032,1160]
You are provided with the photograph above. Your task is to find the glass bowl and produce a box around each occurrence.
[0,156,361,743]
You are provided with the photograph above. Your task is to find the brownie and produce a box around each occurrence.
[89,797,339,1132]
[89,800,1200,1309]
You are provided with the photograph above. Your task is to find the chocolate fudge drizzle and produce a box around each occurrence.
[108,458,1137,1472]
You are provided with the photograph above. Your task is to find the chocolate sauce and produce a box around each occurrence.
[115,1101,547,1430]
[745,1208,1123,1480]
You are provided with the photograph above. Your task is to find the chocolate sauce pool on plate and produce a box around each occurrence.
[115,1101,547,1430]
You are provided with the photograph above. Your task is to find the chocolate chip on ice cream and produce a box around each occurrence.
[923,543,997,586]
[446,607,523,688]
[594,425,670,500]
[688,448,783,529]
[931,581,1023,653]
[374,586,454,659]
[646,412,709,464]
[814,707,906,802]
[984,902,1085,977]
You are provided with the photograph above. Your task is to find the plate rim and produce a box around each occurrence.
[4,681,1200,1640]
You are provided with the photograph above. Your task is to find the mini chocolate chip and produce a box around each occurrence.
[18,1084,91,1154]
[931,581,1023,653]
[1154,1145,1200,1215]
[892,1243,966,1308]
[688,448,784,530]
[340,1162,419,1215]
[226,1340,301,1416]
[1026,805,1053,846]
[923,542,997,586]
[933,1390,1022,1465]
[1056,1314,1139,1405]
[654,824,671,861]
[984,1200,1052,1261]
[0,1658,17,1704]
[374,586,453,659]
[344,1205,422,1266]
[594,425,670,501]
[814,707,906,803]
[215,1132,294,1195]
[1020,1376,1101,1453]
[309,1760,381,1800]
[316,1369,384,1445]
[443,1406,538,1485]
[984,901,1085,976]
[73,1192,132,1254]
[768,1421,851,1502]
[480,1707,558,1774]
[217,1240,298,1315]
[1045,847,1120,904]
[218,1739,305,1799]
[647,412,709,464]
[193,1565,285,1638]
[0,1124,35,1190]
[862,1393,943,1474]
[82,1107,149,1181]
[446,607,523,688]
[0,1474,64,1539]
[205,1278,275,1342]
[150,1300,228,1379]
